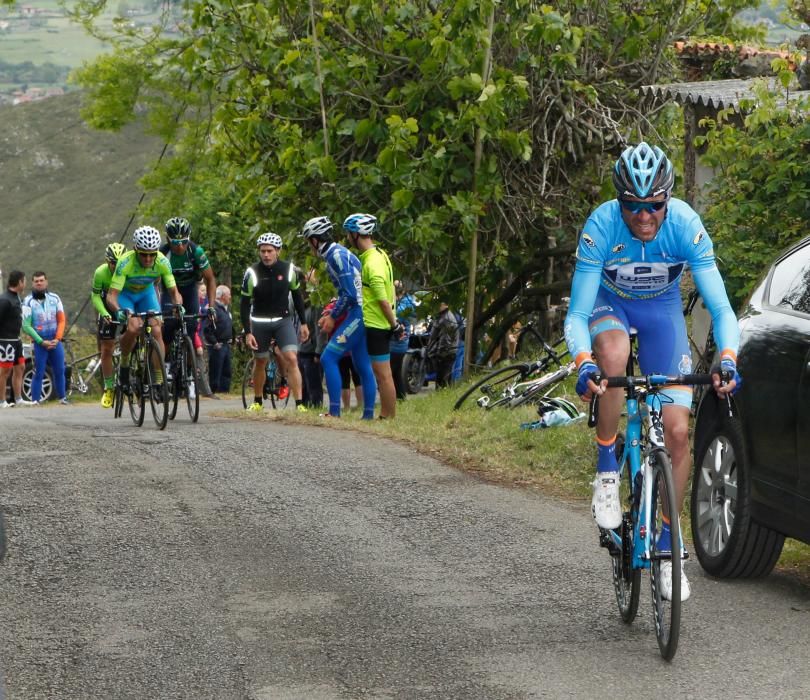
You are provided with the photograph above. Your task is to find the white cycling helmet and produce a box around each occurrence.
[300,216,334,242]
[342,213,377,236]
[537,396,582,420]
[132,225,162,252]
[257,232,283,248]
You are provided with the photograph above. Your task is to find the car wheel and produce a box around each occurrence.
[691,409,784,578]
[22,363,54,402]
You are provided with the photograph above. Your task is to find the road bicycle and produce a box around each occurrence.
[588,356,722,660]
[240,352,289,409]
[113,311,170,430]
[453,333,569,410]
[63,337,120,398]
[164,306,201,423]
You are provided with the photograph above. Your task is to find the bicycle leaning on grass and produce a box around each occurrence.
[63,337,119,398]
[453,332,570,411]
[588,352,730,660]
[112,311,170,430]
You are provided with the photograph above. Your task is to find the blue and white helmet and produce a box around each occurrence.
[132,225,162,252]
[342,213,377,236]
[257,232,283,249]
[612,142,674,199]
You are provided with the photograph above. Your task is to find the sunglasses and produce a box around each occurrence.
[137,251,158,258]
[619,198,668,214]
[170,238,189,246]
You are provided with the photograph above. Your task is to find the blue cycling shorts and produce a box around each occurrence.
[118,286,161,316]
[588,285,692,409]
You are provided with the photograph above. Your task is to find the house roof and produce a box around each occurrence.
[673,41,796,64]
[641,78,810,110]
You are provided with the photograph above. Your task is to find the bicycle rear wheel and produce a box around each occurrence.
[168,343,179,421]
[242,358,255,409]
[649,448,681,660]
[610,434,641,623]
[453,363,530,410]
[181,336,199,422]
[113,383,124,418]
[145,337,169,430]
[128,344,145,427]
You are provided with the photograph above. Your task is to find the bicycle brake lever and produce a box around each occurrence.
[588,392,599,428]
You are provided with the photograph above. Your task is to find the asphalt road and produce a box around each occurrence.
[0,400,808,699]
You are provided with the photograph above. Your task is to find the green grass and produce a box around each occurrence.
[227,377,810,584]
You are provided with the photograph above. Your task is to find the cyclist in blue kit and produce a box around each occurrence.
[565,142,741,602]
[300,216,377,419]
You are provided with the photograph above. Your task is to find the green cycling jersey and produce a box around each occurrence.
[110,250,176,294]
[91,263,114,318]
[359,246,395,330]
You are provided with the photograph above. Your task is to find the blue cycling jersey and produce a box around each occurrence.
[322,242,363,320]
[565,198,739,367]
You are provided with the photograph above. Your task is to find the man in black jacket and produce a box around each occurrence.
[427,301,459,388]
[204,285,234,394]
[0,270,28,407]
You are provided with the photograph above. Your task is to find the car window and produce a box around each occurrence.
[769,243,810,314]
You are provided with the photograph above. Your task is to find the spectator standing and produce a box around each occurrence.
[22,271,68,404]
[204,284,234,394]
[426,301,460,388]
[0,270,29,407]
[343,213,400,419]
[389,280,418,400]
[196,281,217,398]
[297,300,324,409]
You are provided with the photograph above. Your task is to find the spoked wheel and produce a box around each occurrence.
[128,349,145,427]
[113,383,124,418]
[264,360,280,409]
[649,448,681,661]
[168,345,179,421]
[611,433,641,623]
[242,358,255,409]
[181,336,200,422]
[453,363,530,410]
[145,338,169,430]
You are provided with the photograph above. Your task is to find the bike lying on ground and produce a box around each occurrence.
[113,311,170,430]
[453,333,570,411]
[588,362,730,660]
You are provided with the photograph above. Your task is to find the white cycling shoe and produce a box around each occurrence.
[659,561,691,602]
[591,471,622,530]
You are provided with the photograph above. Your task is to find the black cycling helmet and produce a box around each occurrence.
[612,142,674,199]
[165,216,192,240]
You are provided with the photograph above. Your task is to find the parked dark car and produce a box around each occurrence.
[3,342,54,403]
[691,235,810,578]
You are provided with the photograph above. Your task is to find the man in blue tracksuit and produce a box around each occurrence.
[300,216,377,419]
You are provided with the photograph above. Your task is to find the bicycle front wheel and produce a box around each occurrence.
[611,434,641,623]
[182,336,200,422]
[242,358,255,409]
[453,363,530,410]
[128,345,145,427]
[649,448,681,661]
[145,338,169,430]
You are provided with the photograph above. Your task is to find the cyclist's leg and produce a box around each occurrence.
[250,323,272,406]
[97,316,118,390]
[273,319,303,402]
[320,347,344,417]
[338,310,376,419]
[366,327,395,418]
[628,289,694,520]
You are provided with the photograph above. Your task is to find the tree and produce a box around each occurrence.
[70,0,761,362]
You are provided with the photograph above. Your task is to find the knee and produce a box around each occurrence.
[665,421,689,454]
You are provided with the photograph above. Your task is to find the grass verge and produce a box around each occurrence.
[222,381,810,585]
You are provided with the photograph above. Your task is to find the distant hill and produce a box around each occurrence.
[0,91,162,331]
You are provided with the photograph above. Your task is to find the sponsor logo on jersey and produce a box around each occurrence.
[592,305,613,314]
[678,354,692,374]
[634,266,651,274]
[693,230,705,245]
[611,243,626,253]
[581,233,596,248]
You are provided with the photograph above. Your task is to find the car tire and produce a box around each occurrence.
[22,362,54,402]
[691,406,784,578]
